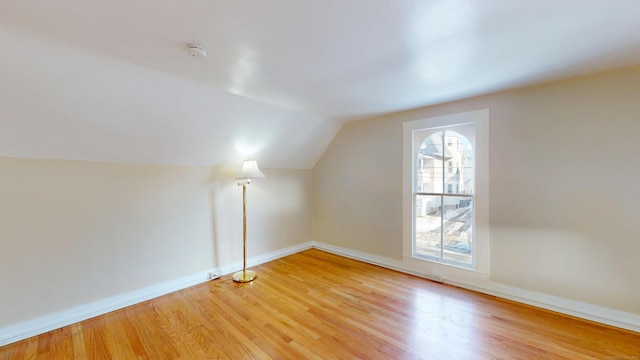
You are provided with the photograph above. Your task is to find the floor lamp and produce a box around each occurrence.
[233,159,265,283]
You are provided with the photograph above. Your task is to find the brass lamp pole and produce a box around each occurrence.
[233,159,265,283]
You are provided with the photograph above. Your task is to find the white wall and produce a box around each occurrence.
[0,158,311,329]
[312,66,640,315]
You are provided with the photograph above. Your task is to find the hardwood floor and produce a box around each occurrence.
[2,249,639,359]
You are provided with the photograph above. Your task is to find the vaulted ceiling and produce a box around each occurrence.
[1,0,639,168]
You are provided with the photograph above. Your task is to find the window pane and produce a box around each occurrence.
[443,130,474,195]
[415,195,442,259]
[442,196,473,265]
[415,132,444,193]
[406,110,485,273]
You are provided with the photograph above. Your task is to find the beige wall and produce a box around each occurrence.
[0,159,311,328]
[3,66,639,332]
[312,66,640,314]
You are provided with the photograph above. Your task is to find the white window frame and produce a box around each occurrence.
[402,109,490,277]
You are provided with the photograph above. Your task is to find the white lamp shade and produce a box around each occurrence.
[236,159,266,179]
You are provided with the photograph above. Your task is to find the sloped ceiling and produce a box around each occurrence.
[1,0,640,168]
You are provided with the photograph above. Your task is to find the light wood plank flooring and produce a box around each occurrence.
[2,249,639,359]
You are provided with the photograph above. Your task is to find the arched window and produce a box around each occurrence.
[414,129,474,267]
[403,109,489,275]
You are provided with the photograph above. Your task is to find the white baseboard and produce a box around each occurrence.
[0,241,314,347]
[217,242,313,276]
[311,241,640,333]
[0,269,220,347]
[3,240,636,347]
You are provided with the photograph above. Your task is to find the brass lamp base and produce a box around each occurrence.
[233,270,257,283]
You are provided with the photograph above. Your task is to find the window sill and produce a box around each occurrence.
[402,255,490,283]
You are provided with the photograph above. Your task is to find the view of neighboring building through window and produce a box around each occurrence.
[404,109,488,274]
[413,126,475,267]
